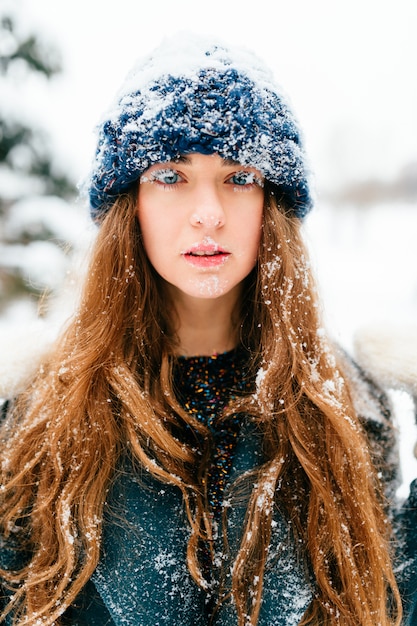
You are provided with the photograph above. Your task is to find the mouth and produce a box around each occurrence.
[182,241,230,267]
[186,250,226,257]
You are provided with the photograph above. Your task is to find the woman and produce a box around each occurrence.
[0,34,404,625]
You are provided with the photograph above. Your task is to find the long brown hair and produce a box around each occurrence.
[0,188,401,625]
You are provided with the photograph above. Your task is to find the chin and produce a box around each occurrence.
[184,276,233,300]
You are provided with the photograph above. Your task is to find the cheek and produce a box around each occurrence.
[136,206,181,276]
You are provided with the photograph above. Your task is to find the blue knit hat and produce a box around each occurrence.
[88,34,313,221]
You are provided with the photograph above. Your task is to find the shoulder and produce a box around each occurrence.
[338,347,393,427]
[353,322,417,494]
[352,322,417,458]
[337,345,401,494]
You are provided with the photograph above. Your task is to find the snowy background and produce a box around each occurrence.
[0,0,416,494]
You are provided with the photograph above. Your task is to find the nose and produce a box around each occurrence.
[189,186,225,229]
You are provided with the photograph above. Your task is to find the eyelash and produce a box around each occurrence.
[229,172,264,190]
[141,168,182,189]
[141,168,264,190]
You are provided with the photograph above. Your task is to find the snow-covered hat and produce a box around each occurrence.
[88,33,313,222]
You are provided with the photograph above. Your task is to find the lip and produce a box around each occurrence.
[181,240,230,268]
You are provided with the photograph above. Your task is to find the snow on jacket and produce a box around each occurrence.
[0,334,416,624]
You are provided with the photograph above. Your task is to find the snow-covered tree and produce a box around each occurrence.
[0,13,76,207]
[0,9,81,318]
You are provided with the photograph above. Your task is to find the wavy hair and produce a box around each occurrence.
[0,187,401,625]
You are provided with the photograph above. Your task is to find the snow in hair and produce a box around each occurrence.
[87,33,313,221]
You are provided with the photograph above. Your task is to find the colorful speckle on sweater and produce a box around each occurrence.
[174,348,253,519]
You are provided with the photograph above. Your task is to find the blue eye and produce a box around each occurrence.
[151,168,182,185]
[229,171,264,187]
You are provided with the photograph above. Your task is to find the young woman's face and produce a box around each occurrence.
[136,153,264,301]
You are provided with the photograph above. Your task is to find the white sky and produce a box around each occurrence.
[6,0,417,196]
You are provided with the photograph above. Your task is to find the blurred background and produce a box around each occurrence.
[0,0,416,487]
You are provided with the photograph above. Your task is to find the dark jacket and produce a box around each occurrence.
[0,359,415,625]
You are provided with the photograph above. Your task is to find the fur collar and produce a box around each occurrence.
[0,320,58,398]
[354,323,417,397]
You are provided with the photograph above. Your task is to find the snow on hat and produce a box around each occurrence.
[87,33,313,222]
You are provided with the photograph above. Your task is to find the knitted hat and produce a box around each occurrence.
[87,34,313,221]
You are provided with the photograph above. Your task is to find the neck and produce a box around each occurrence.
[168,287,242,357]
